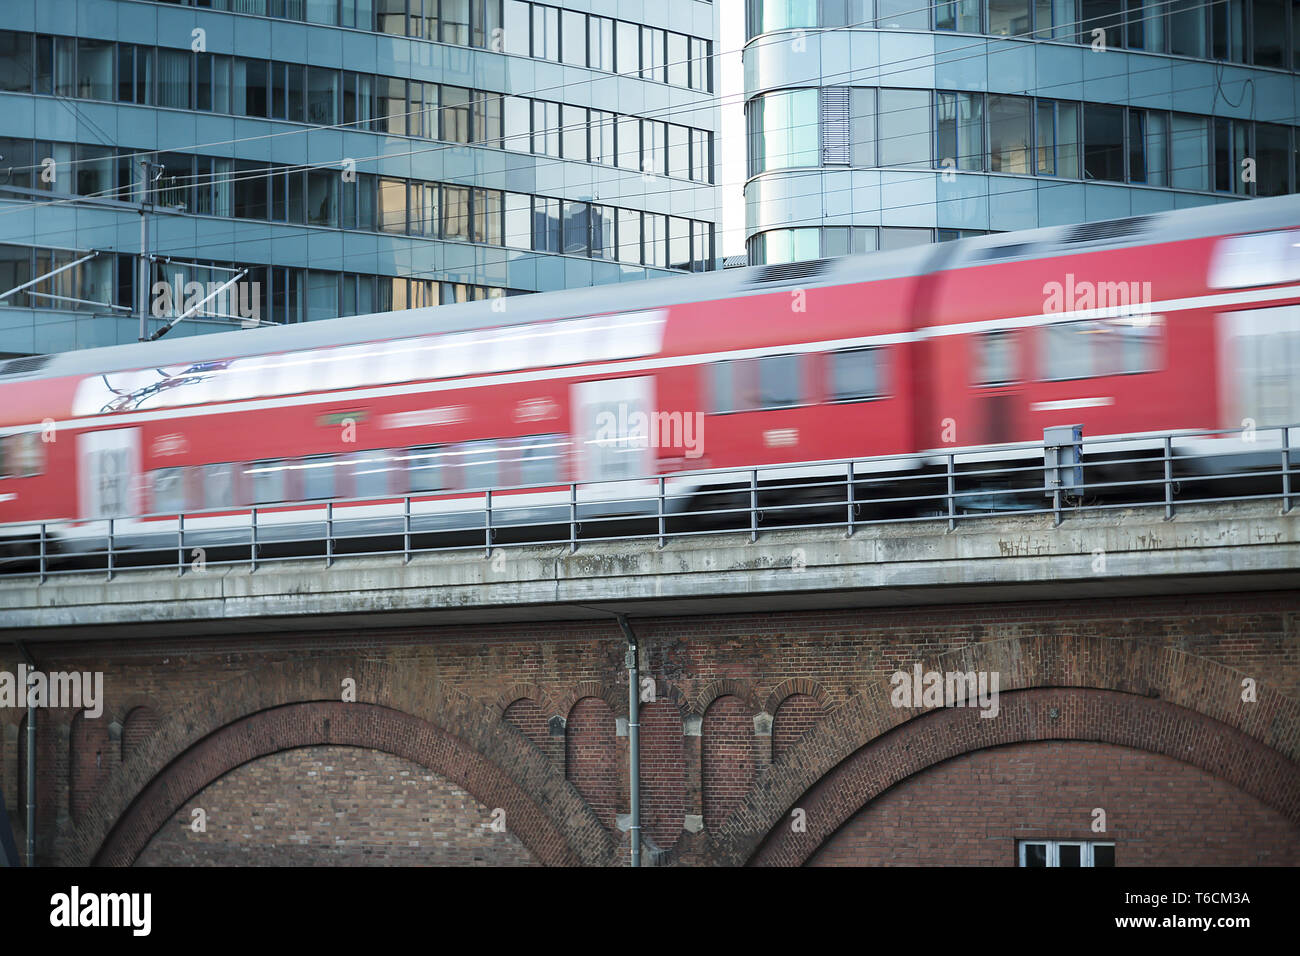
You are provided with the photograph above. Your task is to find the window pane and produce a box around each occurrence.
[561,10,586,65]
[407,446,446,492]
[830,348,884,400]
[937,91,984,171]
[936,0,981,30]
[562,104,587,160]
[443,0,470,44]
[976,331,1016,384]
[1169,0,1206,55]
[877,0,929,27]
[988,0,1033,34]
[667,32,688,87]
[618,208,642,263]
[878,89,930,168]
[77,39,115,101]
[1171,113,1208,190]
[879,226,931,250]
[378,77,406,135]
[850,88,875,167]
[307,67,337,125]
[1083,103,1124,182]
[758,354,801,408]
[0,31,32,93]
[248,460,288,504]
[443,184,470,240]
[1128,109,1146,182]
[379,177,407,232]
[1058,844,1082,867]
[503,0,530,55]
[1145,110,1167,186]
[504,95,531,151]
[1257,123,1290,196]
[1080,0,1123,45]
[442,86,471,143]
[988,95,1030,173]
[1023,843,1048,867]
[749,89,819,173]
[617,20,640,73]
[1093,844,1116,867]
[533,5,559,60]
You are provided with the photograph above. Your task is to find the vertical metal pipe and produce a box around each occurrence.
[177,512,184,576]
[657,477,665,548]
[106,517,114,581]
[38,523,46,584]
[846,461,855,537]
[138,160,150,342]
[1163,436,1174,520]
[569,484,577,554]
[1283,427,1292,515]
[403,496,411,564]
[946,454,956,532]
[18,642,36,867]
[484,489,492,558]
[326,501,334,568]
[617,615,640,868]
[749,469,758,542]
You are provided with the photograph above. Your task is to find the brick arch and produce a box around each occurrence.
[762,678,829,718]
[698,634,1300,867]
[59,659,616,867]
[554,681,625,722]
[120,706,162,763]
[493,683,551,717]
[692,679,758,717]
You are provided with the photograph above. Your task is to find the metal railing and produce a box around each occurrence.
[0,423,1295,583]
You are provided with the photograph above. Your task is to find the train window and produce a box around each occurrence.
[829,348,886,402]
[974,331,1018,386]
[457,440,499,490]
[152,467,187,515]
[1041,318,1163,380]
[0,432,42,477]
[1209,231,1300,290]
[350,450,394,499]
[709,361,738,413]
[710,356,803,412]
[202,463,236,509]
[758,354,802,408]
[246,459,289,505]
[298,455,337,500]
[512,435,565,487]
[406,445,446,493]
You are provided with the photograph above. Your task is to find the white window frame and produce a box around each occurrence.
[1018,839,1115,866]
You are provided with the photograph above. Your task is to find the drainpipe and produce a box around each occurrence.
[617,615,640,868]
[16,642,35,867]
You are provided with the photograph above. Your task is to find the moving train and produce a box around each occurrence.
[1,193,1298,561]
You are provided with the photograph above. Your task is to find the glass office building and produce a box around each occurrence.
[744,0,1300,262]
[0,0,719,354]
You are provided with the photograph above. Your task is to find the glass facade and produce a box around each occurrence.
[0,0,719,354]
[743,0,1300,262]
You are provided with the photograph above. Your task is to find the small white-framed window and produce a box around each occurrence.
[1019,839,1115,867]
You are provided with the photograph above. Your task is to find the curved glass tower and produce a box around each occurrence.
[743,0,1300,262]
[0,0,719,354]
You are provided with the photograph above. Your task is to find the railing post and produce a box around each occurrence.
[403,496,411,564]
[846,461,855,538]
[106,517,114,581]
[484,489,492,558]
[1163,436,1174,520]
[38,522,46,584]
[657,476,666,548]
[177,512,184,577]
[325,501,334,568]
[569,483,577,554]
[250,507,258,571]
[946,454,956,532]
[1283,427,1293,515]
[750,469,758,543]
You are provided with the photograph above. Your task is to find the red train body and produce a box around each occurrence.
[1,195,1298,540]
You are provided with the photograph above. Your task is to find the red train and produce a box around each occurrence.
[1,194,1298,554]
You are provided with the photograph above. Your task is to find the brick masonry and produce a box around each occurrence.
[1,590,1297,866]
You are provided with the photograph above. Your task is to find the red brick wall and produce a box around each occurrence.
[772,693,823,760]
[2,590,1296,865]
[136,745,537,866]
[639,700,686,848]
[69,714,115,817]
[810,740,1300,866]
[702,695,757,832]
[565,697,620,829]
[121,706,160,762]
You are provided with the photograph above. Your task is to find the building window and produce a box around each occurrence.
[878,89,931,168]
[748,88,820,174]
[1020,841,1116,867]
[937,91,985,171]
[1083,103,1124,182]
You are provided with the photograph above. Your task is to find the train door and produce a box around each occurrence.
[570,377,656,485]
[78,428,142,519]
[973,330,1023,444]
[1217,306,1300,428]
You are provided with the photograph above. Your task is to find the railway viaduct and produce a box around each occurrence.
[2,499,1299,866]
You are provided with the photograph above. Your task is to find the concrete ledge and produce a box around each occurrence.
[2,500,1298,638]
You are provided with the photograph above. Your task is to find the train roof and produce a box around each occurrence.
[4,193,1297,384]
